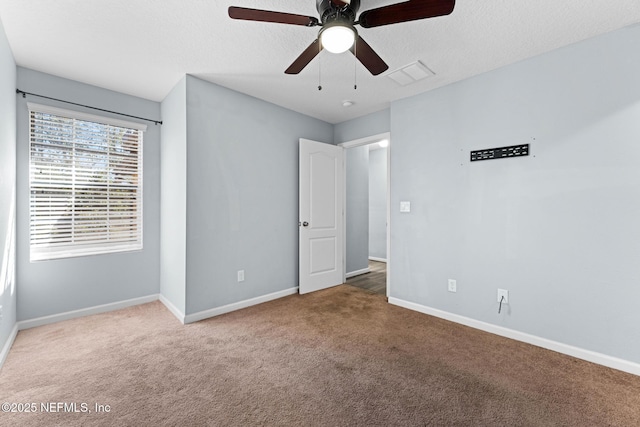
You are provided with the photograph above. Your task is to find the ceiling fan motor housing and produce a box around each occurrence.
[316,0,360,25]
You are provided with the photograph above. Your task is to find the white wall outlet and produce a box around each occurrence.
[237,270,245,282]
[497,289,509,304]
[400,201,411,213]
[448,279,457,293]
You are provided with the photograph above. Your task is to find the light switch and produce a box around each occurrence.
[400,201,411,213]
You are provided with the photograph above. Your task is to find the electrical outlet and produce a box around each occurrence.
[497,289,509,304]
[237,270,245,282]
[448,279,457,293]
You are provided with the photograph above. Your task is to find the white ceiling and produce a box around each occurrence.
[1,0,639,124]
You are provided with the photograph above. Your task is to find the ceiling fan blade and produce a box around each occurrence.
[285,39,323,74]
[351,36,388,75]
[229,6,319,27]
[359,0,455,28]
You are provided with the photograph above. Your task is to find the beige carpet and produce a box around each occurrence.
[1,285,639,426]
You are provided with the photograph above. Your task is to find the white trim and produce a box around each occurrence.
[185,287,299,324]
[346,267,370,279]
[368,257,387,263]
[0,324,19,371]
[159,294,185,324]
[27,102,148,131]
[385,138,391,298]
[18,294,159,330]
[389,297,640,377]
[339,132,390,149]
[31,245,143,263]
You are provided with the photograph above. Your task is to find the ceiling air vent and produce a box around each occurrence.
[387,61,435,86]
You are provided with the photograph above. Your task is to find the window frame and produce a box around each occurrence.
[28,102,146,262]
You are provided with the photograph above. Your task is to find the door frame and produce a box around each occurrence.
[339,132,391,298]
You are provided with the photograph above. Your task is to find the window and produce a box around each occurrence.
[28,103,146,261]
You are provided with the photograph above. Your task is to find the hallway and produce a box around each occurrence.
[346,260,386,295]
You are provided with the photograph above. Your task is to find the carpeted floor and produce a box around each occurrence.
[1,285,639,426]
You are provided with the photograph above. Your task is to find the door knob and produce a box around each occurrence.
[302,221,309,227]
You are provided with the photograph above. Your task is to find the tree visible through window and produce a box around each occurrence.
[28,103,145,261]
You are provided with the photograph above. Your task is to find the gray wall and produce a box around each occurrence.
[334,109,390,144]
[183,76,333,314]
[389,25,640,363]
[368,147,387,260]
[16,68,162,320]
[160,77,187,314]
[0,17,16,356]
[345,145,369,274]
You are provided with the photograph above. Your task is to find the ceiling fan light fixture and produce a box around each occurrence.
[320,24,355,54]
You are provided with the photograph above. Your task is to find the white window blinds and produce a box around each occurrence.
[28,102,146,261]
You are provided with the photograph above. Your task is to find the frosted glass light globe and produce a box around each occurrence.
[321,25,355,54]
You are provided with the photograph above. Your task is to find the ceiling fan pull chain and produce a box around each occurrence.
[318,44,323,91]
[353,40,357,90]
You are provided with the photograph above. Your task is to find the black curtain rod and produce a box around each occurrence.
[16,89,163,126]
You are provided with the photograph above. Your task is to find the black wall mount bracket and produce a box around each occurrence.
[470,144,529,162]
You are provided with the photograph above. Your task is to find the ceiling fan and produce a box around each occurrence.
[228,0,455,76]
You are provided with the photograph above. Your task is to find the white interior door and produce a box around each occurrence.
[299,138,344,294]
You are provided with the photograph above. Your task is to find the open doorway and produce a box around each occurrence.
[340,133,390,297]
[346,259,386,294]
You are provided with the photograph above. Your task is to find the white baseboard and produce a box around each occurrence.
[18,294,160,331]
[368,257,387,263]
[159,294,185,324]
[346,268,370,279]
[389,297,640,377]
[184,287,299,324]
[0,324,19,372]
